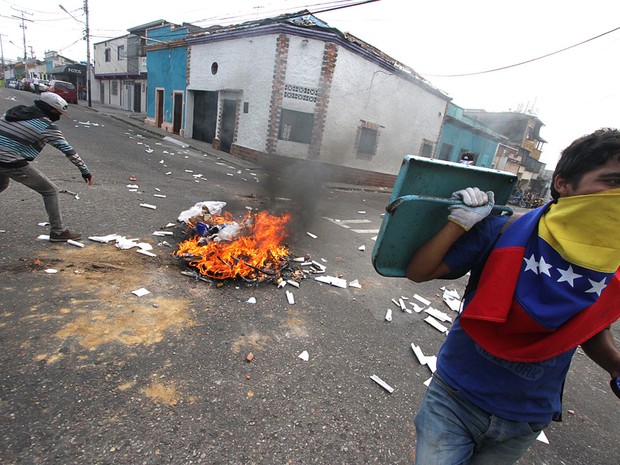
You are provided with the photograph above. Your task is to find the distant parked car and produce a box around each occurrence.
[47,80,78,104]
[39,80,51,92]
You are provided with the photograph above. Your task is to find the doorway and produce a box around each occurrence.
[134,83,141,113]
[172,92,183,135]
[192,91,218,143]
[220,99,237,153]
[155,88,164,128]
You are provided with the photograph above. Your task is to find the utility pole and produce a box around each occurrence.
[10,8,33,61]
[84,0,92,107]
[0,34,5,83]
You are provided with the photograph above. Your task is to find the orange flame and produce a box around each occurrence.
[175,211,292,281]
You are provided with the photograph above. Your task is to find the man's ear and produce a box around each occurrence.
[553,174,572,197]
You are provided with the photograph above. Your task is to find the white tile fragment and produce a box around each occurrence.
[298,350,309,362]
[38,222,50,226]
[424,306,453,323]
[127,184,139,189]
[152,231,173,236]
[154,194,167,198]
[132,288,151,297]
[314,276,347,288]
[311,260,326,272]
[370,375,394,393]
[413,294,431,306]
[411,344,427,365]
[306,232,318,239]
[44,269,58,274]
[38,235,50,240]
[358,244,366,251]
[411,302,425,313]
[424,315,448,333]
[385,308,392,322]
[348,279,362,289]
[67,239,85,248]
[424,376,433,387]
[246,297,257,304]
[137,249,156,257]
[164,223,176,228]
[286,280,300,288]
[536,431,549,444]
[140,203,157,210]
[286,290,295,304]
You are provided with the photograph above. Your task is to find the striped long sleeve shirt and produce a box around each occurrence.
[0,106,89,174]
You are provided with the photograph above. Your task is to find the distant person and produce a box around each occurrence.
[459,152,475,165]
[77,82,85,100]
[407,128,620,464]
[0,92,93,242]
[32,76,40,94]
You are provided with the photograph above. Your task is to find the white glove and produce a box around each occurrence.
[448,187,495,231]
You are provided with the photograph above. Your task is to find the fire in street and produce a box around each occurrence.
[175,210,295,282]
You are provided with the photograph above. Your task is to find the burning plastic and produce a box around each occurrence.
[175,209,296,282]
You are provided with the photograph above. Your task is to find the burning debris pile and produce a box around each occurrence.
[175,201,313,284]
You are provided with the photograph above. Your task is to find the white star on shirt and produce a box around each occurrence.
[586,277,608,297]
[538,256,553,276]
[523,254,539,274]
[556,265,583,287]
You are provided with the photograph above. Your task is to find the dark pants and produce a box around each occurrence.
[0,164,66,233]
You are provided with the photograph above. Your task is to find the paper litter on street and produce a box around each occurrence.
[137,249,156,257]
[306,232,318,239]
[348,279,362,288]
[67,239,85,248]
[298,350,309,361]
[424,315,449,333]
[44,269,58,274]
[314,275,347,288]
[536,431,549,444]
[385,309,392,322]
[131,288,151,297]
[286,290,295,304]
[424,306,453,323]
[140,203,157,210]
[152,231,173,236]
[246,297,257,304]
[370,375,394,393]
[358,244,366,251]
[413,294,431,306]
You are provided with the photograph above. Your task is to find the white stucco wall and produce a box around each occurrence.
[187,35,277,148]
[321,46,448,175]
[93,36,129,75]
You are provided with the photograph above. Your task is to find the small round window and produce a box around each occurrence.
[211,62,218,75]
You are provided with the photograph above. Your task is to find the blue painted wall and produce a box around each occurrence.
[437,103,504,168]
[145,25,190,124]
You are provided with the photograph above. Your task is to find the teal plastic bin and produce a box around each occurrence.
[372,156,517,277]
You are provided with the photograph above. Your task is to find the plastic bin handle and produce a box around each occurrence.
[385,194,513,216]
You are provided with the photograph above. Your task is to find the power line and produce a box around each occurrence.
[423,25,620,78]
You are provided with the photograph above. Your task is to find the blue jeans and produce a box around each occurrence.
[0,164,66,233]
[414,373,548,465]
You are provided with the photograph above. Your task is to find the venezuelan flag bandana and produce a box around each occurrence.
[460,188,620,362]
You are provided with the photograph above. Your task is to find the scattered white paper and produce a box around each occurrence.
[358,244,366,251]
[152,231,173,236]
[246,297,257,304]
[536,431,549,444]
[413,294,431,306]
[314,275,347,288]
[385,308,392,322]
[298,350,309,361]
[38,234,50,240]
[132,288,151,297]
[286,280,300,288]
[424,315,448,333]
[137,249,156,257]
[286,290,295,304]
[425,306,453,323]
[306,232,318,239]
[67,239,85,248]
[348,279,362,288]
[44,269,58,274]
[140,203,157,210]
[88,234,122,243]
[38,222,50,226]
[370,375,394,393]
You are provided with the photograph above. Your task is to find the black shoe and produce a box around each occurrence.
[49,230,82,242]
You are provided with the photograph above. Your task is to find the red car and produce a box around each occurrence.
[47,80,78,104]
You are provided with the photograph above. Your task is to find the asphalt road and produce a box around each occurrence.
[1,88,618,465]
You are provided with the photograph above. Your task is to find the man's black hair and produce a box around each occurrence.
[550,128,620,200]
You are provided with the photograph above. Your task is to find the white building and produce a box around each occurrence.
[184,13,450,184]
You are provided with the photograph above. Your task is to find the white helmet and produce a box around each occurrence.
[40,92,69,115]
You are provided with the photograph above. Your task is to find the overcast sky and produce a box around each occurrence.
[2,0,619,168]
